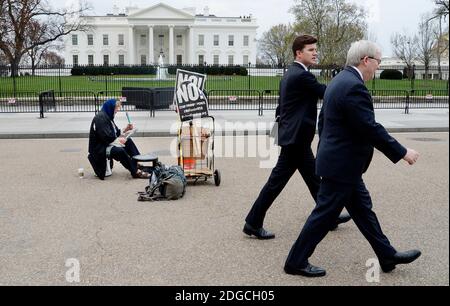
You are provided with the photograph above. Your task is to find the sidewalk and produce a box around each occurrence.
[0,108,448,139]
[0,133,448,285]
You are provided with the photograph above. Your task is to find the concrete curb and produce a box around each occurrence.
[1,127,448,139]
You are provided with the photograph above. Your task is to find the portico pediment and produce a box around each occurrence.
[128,3,194,20]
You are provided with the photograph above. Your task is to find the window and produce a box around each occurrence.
[141,55,147,65]
[177,55,183,65]
[213,35,219,46]
[88,55,94,66]
[159,35,164,48]
[228,35,234,46]
[103,35,109,46]
[140,35,146,46]
[118,55,125,66]
[243,35,249,47]
[213,55,219,65]
[118,34,124,46]
[177,35,183,46]
[87,34,93,46]
[73,55,79,66]
[198,35,204,46]
[72,35,78,46]
[228,55,234,65]
[243,55,249,66]
[198,55,204,65]
[103,54,109,66]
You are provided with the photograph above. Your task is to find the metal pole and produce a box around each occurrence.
[58,65,62,97]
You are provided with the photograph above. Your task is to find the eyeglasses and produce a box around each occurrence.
[361,56,381,64]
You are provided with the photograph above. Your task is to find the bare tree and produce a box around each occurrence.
[433,0,449,18]
[291,0,367,66]
[259,24,296,67]
[0,0,91,76]
[39,51,64,66]
[391,32,419,79]
[430,0,449,79]
[418,14,438,79]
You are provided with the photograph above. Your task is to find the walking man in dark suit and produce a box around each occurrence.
[284,40,421,277]
[243,35,351,240]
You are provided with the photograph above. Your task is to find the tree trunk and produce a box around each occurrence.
[10,58,19,77]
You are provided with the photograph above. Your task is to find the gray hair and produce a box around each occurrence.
[346,40,381,66]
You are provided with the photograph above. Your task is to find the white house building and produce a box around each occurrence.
[64,3,258,67]
[379,57,449,80]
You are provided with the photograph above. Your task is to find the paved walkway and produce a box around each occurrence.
[0,133,448,285]
[0,108,448,139]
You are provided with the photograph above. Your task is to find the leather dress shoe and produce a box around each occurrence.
[380,250,422,273]
[330,212,352,231]
[243,223,275,240]
[284,263,326,277]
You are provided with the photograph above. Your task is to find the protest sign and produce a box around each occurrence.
[174,69,209,122]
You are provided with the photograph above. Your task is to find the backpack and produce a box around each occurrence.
[138,163,187,201]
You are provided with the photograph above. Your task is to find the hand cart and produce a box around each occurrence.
[177,116,221,186]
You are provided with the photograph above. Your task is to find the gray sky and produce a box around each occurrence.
[59,0,441,57]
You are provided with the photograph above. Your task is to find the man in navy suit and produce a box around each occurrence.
[284,40,421,277]
[243,35,351,240]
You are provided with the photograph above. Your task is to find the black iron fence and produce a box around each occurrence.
[1,88,448,116]
[1,64,448,97]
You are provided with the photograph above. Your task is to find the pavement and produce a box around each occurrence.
[0,108,448,139]
[0,132,448,286]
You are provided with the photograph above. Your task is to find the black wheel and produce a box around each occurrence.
[214,170,221,186]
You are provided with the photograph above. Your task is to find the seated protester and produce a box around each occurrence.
[88,99,150,180]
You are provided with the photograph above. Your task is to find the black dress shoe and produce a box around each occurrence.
[330,212,352,231]
[243,223,275,240]
[284,263,326,277]
[380,250,422,273]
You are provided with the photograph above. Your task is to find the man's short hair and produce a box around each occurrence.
[292,35,318,58]
[346,40,381,66]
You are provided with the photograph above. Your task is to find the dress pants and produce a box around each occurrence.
[245,143,321,229]
[285,178,397,269]
[110,138,141,177]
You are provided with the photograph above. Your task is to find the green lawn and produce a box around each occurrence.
[0,75,448,95]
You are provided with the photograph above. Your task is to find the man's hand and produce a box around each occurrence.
[403,148,419,165]
[118,137,127,145]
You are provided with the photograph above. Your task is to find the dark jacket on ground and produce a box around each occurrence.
[277,62,326,146]
[88,111,120,180]
[316,66,407,184]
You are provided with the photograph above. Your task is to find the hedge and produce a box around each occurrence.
[380,69,403,80]
[167,65,248,76]
[71,65,157,76]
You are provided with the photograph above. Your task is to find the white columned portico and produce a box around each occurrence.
[188,26,194,65]
[169,25,174,65]
[128,25,135,65]
[148,26,154,64]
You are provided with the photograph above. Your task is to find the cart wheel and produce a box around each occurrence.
[214,170,221,186]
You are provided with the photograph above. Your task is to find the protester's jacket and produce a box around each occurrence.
[88,111,120,180]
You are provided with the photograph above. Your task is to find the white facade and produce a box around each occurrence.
[379,57,450,80]
[64,3,258,66]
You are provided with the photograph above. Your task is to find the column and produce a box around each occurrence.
[188,26,194,65]
[128,26,135,65]
[169,25,174,65]
[148,26,154,64]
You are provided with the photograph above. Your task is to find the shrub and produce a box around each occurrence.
[167,65,248,76]
[380,69,403,80]
[71,65,157,76]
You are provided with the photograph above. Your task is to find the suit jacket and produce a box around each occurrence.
[316,66,407,184]
[277,62,326,146]
[88,111,120,180]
